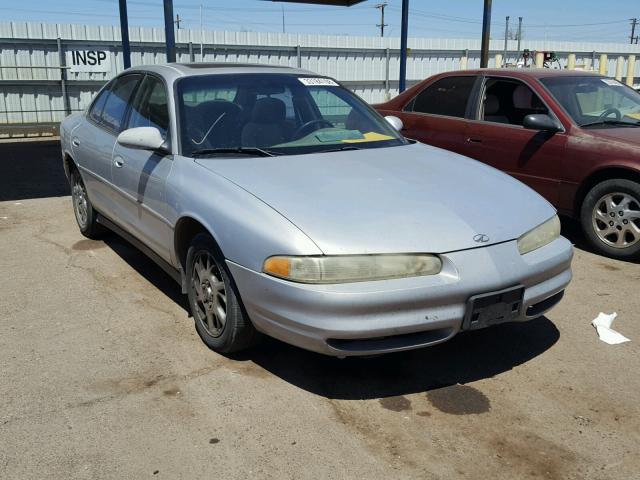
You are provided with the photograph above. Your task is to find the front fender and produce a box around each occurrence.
[167,156,323,271]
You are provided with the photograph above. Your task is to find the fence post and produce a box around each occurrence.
[189,42,194,62]
[567,53,576,70]
[626,55,636,86]
[460,49,468,70]
[494,53,502,68]
[296,45,302,68]
[384,47,390,100]
[535,51,544,68]
[57,37,71,117]
[615,56,624,80]
[599,54,608,75]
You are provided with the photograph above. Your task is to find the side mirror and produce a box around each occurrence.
[117,127,168,152]
[522,114,561,132]
[385,115,404,132]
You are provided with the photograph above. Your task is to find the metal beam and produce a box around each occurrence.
[480,0,492,68]
[118,0,131,69]
[399,0,409,92]
[163,0,176,62]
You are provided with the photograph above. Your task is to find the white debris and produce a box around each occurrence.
[592,312,630,345]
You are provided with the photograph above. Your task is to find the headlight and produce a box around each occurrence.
[263,254,442,284]
[517,215,561,255]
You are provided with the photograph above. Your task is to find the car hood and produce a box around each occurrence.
[194,142,556,255]
[587,126,640,146]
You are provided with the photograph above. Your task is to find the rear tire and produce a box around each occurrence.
[580,179,640,260]
[70,168,103,239]
[186,233,260,353]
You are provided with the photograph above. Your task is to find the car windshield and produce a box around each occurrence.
[176,73,406,157]
[541,76,640,128]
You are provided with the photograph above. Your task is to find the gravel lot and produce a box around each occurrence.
[1,140,639,479]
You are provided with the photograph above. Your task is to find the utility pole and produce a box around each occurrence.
[199,4,203,61]
[175,13,182,29]
[480,0,492,68]
[375,3,388,37]
[282,6,286,34]
[631,18,638,45]
[517,16,523,53]
[503,16,509,67]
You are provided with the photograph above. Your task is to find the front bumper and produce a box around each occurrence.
[227,237,573,357]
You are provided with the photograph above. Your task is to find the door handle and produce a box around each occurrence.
[113,158,124,168]
[466,137,482,143]
[71,138,80,147]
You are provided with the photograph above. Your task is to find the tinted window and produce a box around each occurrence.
[411,76,476,118]
[127,76,169,138]
[88,86,111,124]
[100,75,141,131]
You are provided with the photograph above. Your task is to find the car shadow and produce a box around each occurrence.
[229,318,559,400]
[96,227,560,401]
[101,233,189,313]
[0,140,69,201]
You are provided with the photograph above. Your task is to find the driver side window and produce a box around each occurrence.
[127,75,169,139]
[482,78,549,126]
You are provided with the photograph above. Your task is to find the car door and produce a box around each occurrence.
[464,76,567,206]
[397,75,480,155]
[71,74,142,217]
[111,74,174,262]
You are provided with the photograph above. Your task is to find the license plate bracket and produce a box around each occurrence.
[462,286,525,331]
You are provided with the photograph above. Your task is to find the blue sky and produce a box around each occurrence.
[1,0,638,42]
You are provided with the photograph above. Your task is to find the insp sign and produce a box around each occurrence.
[67,50,111,73]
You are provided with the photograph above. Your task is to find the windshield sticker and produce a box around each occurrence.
[298,77,339,87]
[602,79,623,86]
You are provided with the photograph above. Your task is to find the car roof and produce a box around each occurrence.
[452,68,603,79]
[127,62,317,79]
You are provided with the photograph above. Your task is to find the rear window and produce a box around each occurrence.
[410,76,476,118]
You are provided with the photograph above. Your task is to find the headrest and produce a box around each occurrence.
[251,97,286,123]
[484,94,500,115]
[513,85,533,109]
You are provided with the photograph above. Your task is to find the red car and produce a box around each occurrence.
[376,69,640,260]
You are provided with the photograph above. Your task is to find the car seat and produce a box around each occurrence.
[241,97,289,147]
[483,94,510,124]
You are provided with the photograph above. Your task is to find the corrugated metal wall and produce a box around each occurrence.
[1,21,640,126]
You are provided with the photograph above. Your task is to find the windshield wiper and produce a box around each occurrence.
[580,119,640,128]
[190,147,278,157]
[320,145,364,153]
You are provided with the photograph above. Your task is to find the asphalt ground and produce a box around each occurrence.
[0,140,638,479]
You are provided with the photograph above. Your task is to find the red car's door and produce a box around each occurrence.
[464,76,567,206]
[387,75,480,155]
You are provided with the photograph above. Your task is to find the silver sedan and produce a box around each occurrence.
[60,63,573,357]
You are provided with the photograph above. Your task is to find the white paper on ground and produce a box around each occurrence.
[591,312,630,345]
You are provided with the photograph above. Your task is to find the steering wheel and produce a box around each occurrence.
[598,107,622,121]
[293,119,334,139]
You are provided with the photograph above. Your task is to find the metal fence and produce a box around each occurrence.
[2,21,640,136]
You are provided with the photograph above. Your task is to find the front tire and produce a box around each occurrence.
[580,179,640,260]
[70,168,103,239]
[186,233,259,353]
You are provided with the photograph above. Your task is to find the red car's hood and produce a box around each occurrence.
[588,126,640,146]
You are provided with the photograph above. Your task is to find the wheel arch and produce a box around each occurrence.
[574,165,640,216]
[173,215,226,274]
[63,151,77,180]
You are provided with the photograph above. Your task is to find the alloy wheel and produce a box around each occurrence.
[71,174,89,228]
[592,192,640,249]
[191,251,227,337]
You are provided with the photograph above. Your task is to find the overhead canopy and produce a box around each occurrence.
[269,1,365,5]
